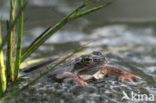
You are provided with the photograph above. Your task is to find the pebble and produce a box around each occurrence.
[71,85,84,95]
[112,87,121,92]
[61,93,75,103]
[54,89,64,96]
[75,98,86,103]
[84,86,97,93]
[98,88,106,94]
[53,83,61,89]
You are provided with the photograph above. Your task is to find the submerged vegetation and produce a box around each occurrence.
[0,0,116,100]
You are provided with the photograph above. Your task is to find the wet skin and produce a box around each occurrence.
[46,51,142,86]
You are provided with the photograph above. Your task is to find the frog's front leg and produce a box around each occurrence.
[56,72,88,86]
[103,64,142,84]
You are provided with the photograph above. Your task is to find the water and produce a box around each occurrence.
[0,0,156,103]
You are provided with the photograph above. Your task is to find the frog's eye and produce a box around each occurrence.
[84,58,91,61]
[82,56,93,64]
[84,58,93,62]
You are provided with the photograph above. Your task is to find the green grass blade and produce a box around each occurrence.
[14,0,24,80]
[0,19,6,97]
[69,0,117,20]
[0,0,28,52]
[6,0,17,82]
[21,0,93,61]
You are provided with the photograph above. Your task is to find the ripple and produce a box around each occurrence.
[88,25,156,47]
[46,31,88,43]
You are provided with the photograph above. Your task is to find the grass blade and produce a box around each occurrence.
[6,0,17,82]
[0,0,28,52]
[69,0,117,20]
[14,0,24,80]
[0,19,6,97]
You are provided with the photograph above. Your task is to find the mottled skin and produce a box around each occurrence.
[46,51,141,86]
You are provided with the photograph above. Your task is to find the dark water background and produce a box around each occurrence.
[0,0,156,103]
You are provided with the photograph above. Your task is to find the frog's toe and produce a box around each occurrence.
[118,73,141,84]
[131,74,142,80]
[118,75,135,84]
[78,80,88,86]
[118,76,125,83]
[74,76,88,86]
[127,77,136,84]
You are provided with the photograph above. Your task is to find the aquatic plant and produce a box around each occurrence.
[14,0,24,81]
[0,19,6,97]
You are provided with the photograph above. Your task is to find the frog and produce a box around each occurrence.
[23,51,142,86]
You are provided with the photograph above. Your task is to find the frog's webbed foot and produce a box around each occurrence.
[104,65,142,84]
[56,72,88,86]
[118,72,142,84]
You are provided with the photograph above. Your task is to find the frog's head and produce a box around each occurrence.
[80,51,107,65]
[73,51,108,79]
[73,51,107,72]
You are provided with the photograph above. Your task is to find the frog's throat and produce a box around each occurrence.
[93,70,105,80]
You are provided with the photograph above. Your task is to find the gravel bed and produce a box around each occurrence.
[6,75,138,103]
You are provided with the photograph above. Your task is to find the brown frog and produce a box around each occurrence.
[23,51,141,86]
[39,51,141,86]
